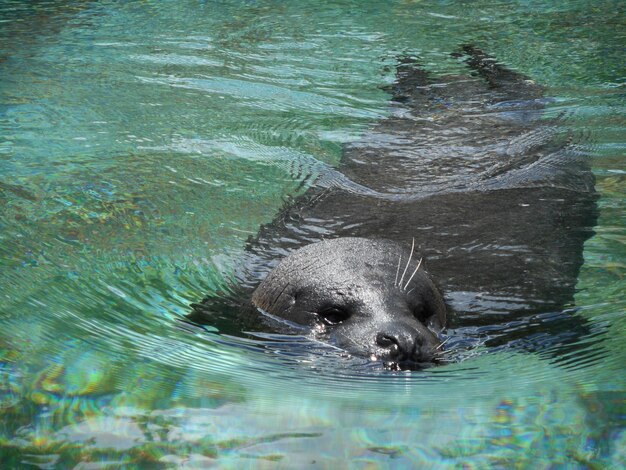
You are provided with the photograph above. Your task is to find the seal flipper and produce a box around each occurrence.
[382,45,543,114]
[382,55,486,113]
[459,44,544,104]
[382,49,537,117]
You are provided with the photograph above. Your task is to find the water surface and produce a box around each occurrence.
[0,0,624,467]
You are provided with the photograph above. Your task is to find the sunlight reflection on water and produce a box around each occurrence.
[0,0,624,467]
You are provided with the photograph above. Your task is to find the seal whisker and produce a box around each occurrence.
[394,255,402,287]
[398,238,415,289]
[437,344,463,357]
[403,257,423,291]
[436,337,450,350]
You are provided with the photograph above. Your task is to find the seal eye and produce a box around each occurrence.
[317,306,350,325]
[412,303,430,323]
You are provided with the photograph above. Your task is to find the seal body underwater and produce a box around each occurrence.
[190,46,598,369]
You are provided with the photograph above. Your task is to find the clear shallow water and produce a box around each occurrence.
[0,0,624,467]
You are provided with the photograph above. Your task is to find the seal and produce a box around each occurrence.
[190,46,598,369]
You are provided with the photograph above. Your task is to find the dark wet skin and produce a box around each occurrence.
[189,46,598,370]
[252,238,447,368]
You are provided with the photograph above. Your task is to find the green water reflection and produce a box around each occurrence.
[0,0,624,467]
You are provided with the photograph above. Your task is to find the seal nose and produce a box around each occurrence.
[375,329,415,361]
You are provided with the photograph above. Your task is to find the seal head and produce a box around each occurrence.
[252,238,447,369]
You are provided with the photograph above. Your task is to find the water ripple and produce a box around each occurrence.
[0,0,624,466]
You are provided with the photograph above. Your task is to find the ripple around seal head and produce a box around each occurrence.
[140,306,614,403]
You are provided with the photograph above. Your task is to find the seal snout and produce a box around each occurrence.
[374,321,440,368]
[376,332,405,360]
[375,326,418,362]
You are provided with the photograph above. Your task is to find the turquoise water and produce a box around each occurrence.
[1,0,624,467]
